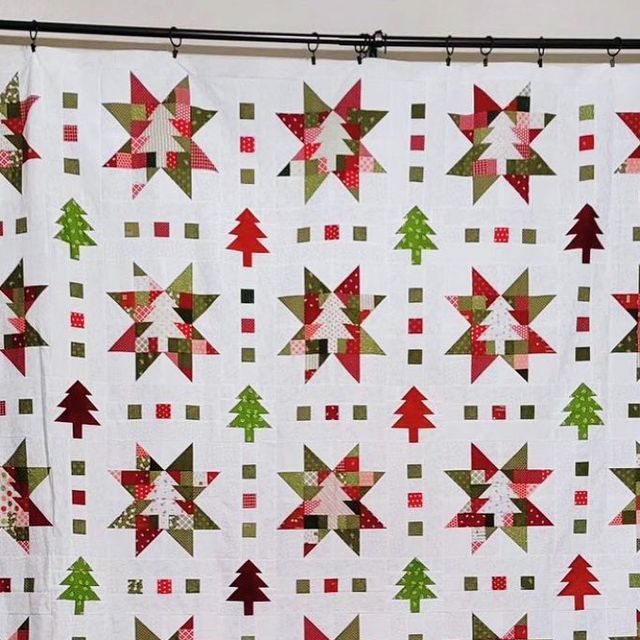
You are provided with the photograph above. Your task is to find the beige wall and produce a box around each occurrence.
[3,1,640,61]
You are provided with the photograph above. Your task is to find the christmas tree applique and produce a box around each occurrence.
[561,383,604,440]
[394,206,437,265]
[558,554,600,610]
[392,386,436,443]
[227,208,269,267]
[564,204,604,264]
[228,385,271,443]
[394,557,437,613]
[227,560,270,615]
[58,556,100,615]
[54,380,100,439]
[54,199,96,260]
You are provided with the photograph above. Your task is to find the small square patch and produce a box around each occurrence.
[71,460,86,476]
[63,92,78,109]
[629,573,640,588]
[324,578,339,593]
[411,103,426,119]
[464,405,478,420]
[70,312,85,328]
[0,578,11,593]
[241,318,255,333]
[491,576,507,590]
[63,124,78,142]
[325,405,339,420]
[577,286,590,302]
[185,405,200,420]
[520,576,535,590]
[240,136,255,153]
[575,461,589,476]
[297,227,311,243]
[18,398,33,414]
[185,578,200,593]
[407,492,423,508]
[574,490,588,506]
[241,347,256,362]
[629,403,640,418]
[15,217,27,234]
[407,349,422,365]
[409,166,424,183]
[72,519,86,534]
[579,104,594,120]
[520,405,535,419]
[155,403,171,419]
[407,463,422,479]
[64,158,80,175]
[464,576,478,591]
[408,318,423,334]
[71,490,86,505]
[353,405,367,420]
[157,579,172,595]
[353,226,367,241]
[239,103,255,119]
[352,578,367,592]
[408,287,423,303]
[296,579,310,594]
[154,222,170,237]
[128,404,142,420]
[579,164,595,181]
[492,405,506,420]
[408,521,423,536]
[241,289,254,304]
[127,579,143,594]
[575,346,591,361]
[579,134,594,151]
[240,168,255,184]
[574,632,587,640]
[71,342,85,358]
[324,224,340,240]
[70,282,84,298]
[242,493,257,509]
[124,221,140,238]
[23,577,35,593]
[242,464,256,479]
[573,518,587,534]
[297,406,311,421]
[576,316,590,332]
[242,522,257,537]
[493,227,509,243]
[465,228,480,243]
[184,222,199,239]
[410,135,425,151]
[522,228,537,244]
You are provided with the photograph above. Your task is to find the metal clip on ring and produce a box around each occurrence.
[608,37,622,67]
[445,35,454,67]
[308,32,319,65]
[537,37,545,68]
[481,36,493,67]
[29,20,38,53]
[170,27,182,59]
[369,29,387,58]
[355,35,369,65]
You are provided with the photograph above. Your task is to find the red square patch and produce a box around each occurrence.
[63,124,78,142]
[325,405,339,420]
[70,312,85,328]
[491,576,507,590]
[324,578,339,593]
[0,578,11,593]
[157,579,172,594]
[410,135,425,151]
[154,222,170,237]
[156,403,172,419]
[242,493,257,509]
[492,405,507,420]
[72,490,86,505]
[576,316,590,332]
[240,136,255,153]
[579,134,595,151]
[494,227,510,243]
[408,318,423,334]
[241,318,255,333]
[574,490,588,506]
[407,492,423,508]
[324,224,340,241]
[0,401,5,417]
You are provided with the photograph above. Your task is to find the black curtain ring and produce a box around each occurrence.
[29,20,38,52]
[481,35,493,67]
[537,36,545,67]
[169,27,183,59]
[608,36,622,67]
[355,34,369,65]
[369,29,387,57]
[308,32,319,65]
[445,35,454,67]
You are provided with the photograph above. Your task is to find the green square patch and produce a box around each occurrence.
[127,404,142,420]
[573,632,587,640]
[520,405,535,419]
[71,342,85,358]
[239,102,255,119]
[185,578,200,593]
[296,406,311,421]
[64,158,80,175]
[408,635,423,640]
[184,222,199,239]
[18,398,33,414]
[629,403,640,418]
[579,164,595,181]
[573,518,587,534]
[63,92,78,109]
[633,227,640,242]
[408,521,423,536]
[185,405,200,420]
[407,464,422,479]
[72,519,86,535]
[407,349,422,365]
[408,287,423,303]
[15,217,27,234]
[520,575,535,590]
[579,104,594,120]
[124,222,140,238]
[241,289,254,304]
[353,226,367,241]
[575,346,590,361]
[297,227,310,243]
[464,405,478,420]
[465,228,480,243]
[242,464,256,479]
[296,579,310,594]
[240,168,255,184]
[242,522,257,538]
[352,578,367,592]
[411,103,426,119]
[69,281,84,298]
[353,405,367,420]
[464,576,478,591]
[127,579,143,594]
[629,573,640,588]
[577,286,590,302]
[575,461,589,476]
[23,577,35,593]
[409,166,424,183]
[522,228,537,244]
[241,347,256,363]
[71,460,85,476]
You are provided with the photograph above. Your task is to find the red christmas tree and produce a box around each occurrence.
[227,560,270,615]
[55,381,100,439]
[564,204,604,264]
[392,386,436,443]
[558,554,600,610]
[227,208,269,267]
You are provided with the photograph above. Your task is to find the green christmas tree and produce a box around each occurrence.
[58,556,100,614]
[54,198,96,260]
[394,557,437,613]
[394,206,437,265]
[228,385,271,443]
[561,383,604,440]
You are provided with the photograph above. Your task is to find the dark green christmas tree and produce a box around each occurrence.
[54,198,96,260]
[394,557,437,613]
[58,556,100,614]
[561,383,604,440]
[394,206,437,265]
[228,385,271,443]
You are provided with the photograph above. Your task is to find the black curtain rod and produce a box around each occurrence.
[0,19,636,52]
